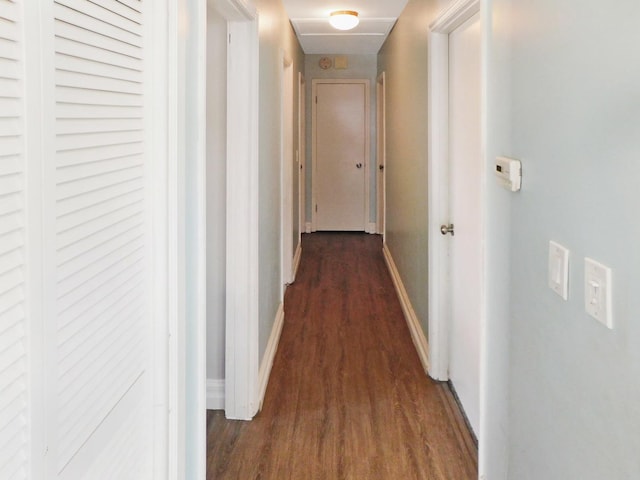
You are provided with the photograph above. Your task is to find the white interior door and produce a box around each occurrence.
[298,73,306,239]
[376,73,386,237]
[448,11,482,435]
[313,81,368,231]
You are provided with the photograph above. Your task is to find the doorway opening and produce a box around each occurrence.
[427,0,483,436]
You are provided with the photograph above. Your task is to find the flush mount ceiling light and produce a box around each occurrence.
[329,10,359,30]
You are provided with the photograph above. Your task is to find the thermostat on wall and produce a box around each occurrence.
[495,156,521,191]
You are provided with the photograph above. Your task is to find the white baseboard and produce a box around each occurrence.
[292,243,302,281]
[206,379,225,410]
[366,222,378,234]
[257,302,285,410]
[305,222,312,233]
[382,244,430,375]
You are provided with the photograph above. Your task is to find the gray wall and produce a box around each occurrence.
[304,54,378,225]
[205,5,227,382]
[377,0,448,339]
[502,0,640,477]
[256,0,305,361]
[482,0,513,477]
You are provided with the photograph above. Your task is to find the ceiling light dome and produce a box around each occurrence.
[329,10,359,31]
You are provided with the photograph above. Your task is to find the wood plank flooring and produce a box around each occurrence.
[207,232,478,479]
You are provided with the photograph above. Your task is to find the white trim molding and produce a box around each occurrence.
[209,0,255,20]
[206,380,225,410]
[305,222,312,234]
[382,244,430,375]
[258,303,285,410]
[214,0,261,421]
[167,0,208,476]
[366,222,378,234]
[292,243,303,282]
[430,0,480,32]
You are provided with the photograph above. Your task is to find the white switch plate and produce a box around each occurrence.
[584,257,613,329]
[548,241,569,300]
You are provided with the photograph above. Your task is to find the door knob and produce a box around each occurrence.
[379,165,384,171]
[356,163,363,169]
[440,224,454,236]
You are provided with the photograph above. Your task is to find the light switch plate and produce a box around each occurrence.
[548,241,569,300]
[584,257,613,329]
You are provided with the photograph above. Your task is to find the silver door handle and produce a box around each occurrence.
[440,224,454,236]
[356,163,363,169]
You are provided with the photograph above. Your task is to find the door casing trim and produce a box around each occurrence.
[209,0,260,421]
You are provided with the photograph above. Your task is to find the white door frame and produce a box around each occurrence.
[376,72,386,238]
[427,0,483,381]
[298,72,306,243]
[311,79,371,232]
[281,55,294,289]
[209,0,260,420]
[168,0,208,477]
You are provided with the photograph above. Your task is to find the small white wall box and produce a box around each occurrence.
[495,156,521,191]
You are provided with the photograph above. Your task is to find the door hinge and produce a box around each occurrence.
[229,34,231,44]
[315,204,318,212]
[315,96,317,104]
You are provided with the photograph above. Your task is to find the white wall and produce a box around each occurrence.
[205,4,227,388]
[304,54,378,225]
[501,0,640,478]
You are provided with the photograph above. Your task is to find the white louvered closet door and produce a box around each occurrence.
[49,0,153,478]
[0,1,29,479]
[0,0,164,478]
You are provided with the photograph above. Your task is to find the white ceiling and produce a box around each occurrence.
[282,0,409,55]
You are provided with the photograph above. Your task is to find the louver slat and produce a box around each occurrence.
[55,0,141,36]
[55,36,142,72]
[87,0,142,23]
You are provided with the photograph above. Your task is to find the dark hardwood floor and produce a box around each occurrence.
[207,232,477,479]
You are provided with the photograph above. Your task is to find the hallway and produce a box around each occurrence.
[207,233,477,479]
